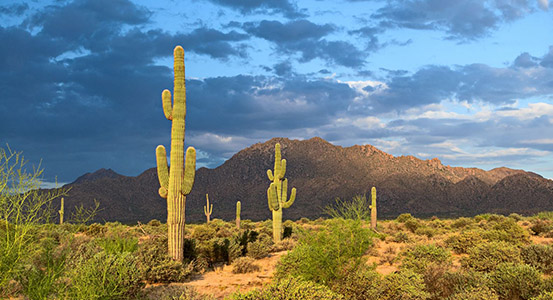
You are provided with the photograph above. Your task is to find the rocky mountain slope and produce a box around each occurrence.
[54,137,553,223]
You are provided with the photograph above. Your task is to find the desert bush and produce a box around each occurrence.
[396,213,414,223]
[392,231,412,243]
[147,219,161,227]
[404,218,422,233]
[18,237,68,300]
[143,285,214,300]
[330,262,382,300]
[444,230,485,254]
[66,251,144,300]
[451,217,475,229]
[509,213,524,221]
[275,219,373,285]
[415,226,436,238]
[231,257,260,274]
[228,277,344,300]
[461,240,521,272]
[400,244,452,274]
[227,238,243,263]
[529,219,553,235]
[135,236,195,283]
[246,236,270,259]
[191,224,217,241]
[96,236,138,254]
[521,244,553,274]
[380,269,431,300]
[488,263,543,300]
[447,286,499,300]
[324,195,372,221]
[428,270,489,300]
[271,237,297,252]
[485,218,530,245]
[85,223,107,237]
[531,291,553,300]
[536,211,553,220]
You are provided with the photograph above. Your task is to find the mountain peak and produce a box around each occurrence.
[71,168,122,184]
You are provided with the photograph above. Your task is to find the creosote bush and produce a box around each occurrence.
[231,257,260,274]
[461,240,521,272]
[400,243,452,274]
[228,277,344,300]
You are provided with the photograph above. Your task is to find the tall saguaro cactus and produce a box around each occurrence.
[204,194,212,223]
[155,45,196,262]
[236,201,241,230]
[267,143,296,243]
[370,187,377,230]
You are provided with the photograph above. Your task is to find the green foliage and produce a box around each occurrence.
[414,226,436,238]
[450,217,475,229]
[400,244,452,274]
[227,277,344,300]
[246,236,270,259]
[484,218,530,245]
[324,195,371,221]
[231,257,260,274]
[488,263,543,300]
[444,230,485,254]
[392,231,412,243]
[461,240,521,272]
[191,224,217,241]
[135,236,195,283]
[70,199,101,225]
[531,291,553,300]
[529,219,553,235]
[66,251,144,300]
[404,218,422,233]
[0,146,67,295]
[535,211,553,220]
[85,223,107,237]
[380,269,431,300]
[96,236,138,255]
[144,285,215,300]
[521,244,553,274]
[330,262,382,300]
[276,219,373,285]
[396,213,414,223]
[447,286,499,300]
[428,270,489,300]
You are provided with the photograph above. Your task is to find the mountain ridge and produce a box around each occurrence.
[53,137,553,223]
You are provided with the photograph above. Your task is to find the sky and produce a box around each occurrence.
[1,0,553,187]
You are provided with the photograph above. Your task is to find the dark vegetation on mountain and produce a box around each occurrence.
[54,137,553,223]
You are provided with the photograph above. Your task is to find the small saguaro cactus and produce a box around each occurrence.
[204,194,213,223]
[267,143,296,243]
[59,197,64,224]
[370,187,377,230]
[155,45,196,262]
[236,201,241,230]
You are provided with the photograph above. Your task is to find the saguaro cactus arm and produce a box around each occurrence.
[156,146,169,199]
[267,169,274,181]
[182,147,196,195]
[162,89,173,120]
[267,183,279,211]
[281,179,296,209]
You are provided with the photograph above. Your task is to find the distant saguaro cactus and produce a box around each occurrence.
[204,194,212,223]
[370,187,377,230]
[236,201,241,230]
[267,143,296,243]
[155,45,196,262]
[59,197,64,224]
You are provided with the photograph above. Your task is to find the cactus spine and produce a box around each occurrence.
[267,143,296,243]
[204,194,212,223]
[370,187,377,230]
[236,201,241,230]
[59,197,64,224]
[155,45,196,262]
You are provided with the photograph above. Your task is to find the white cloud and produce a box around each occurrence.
[538,0,549,10]
[496,102,553,120]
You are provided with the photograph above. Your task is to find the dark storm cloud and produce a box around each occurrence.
[0,3,29,15]
[242,20,366,67]
[372,0,534,40]
[205,0,307,18]
[361,48,553,113]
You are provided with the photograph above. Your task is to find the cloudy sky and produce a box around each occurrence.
[1,0,553,186]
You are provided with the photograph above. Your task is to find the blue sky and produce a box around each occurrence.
[1,0,553,186]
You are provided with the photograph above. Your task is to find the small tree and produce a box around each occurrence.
[0,146,66,294]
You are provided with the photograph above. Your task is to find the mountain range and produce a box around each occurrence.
[53,137,553,223]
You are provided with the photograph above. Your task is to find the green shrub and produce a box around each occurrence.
[392,231,412,243]
[66,251,144,300]
[275,219,373,285]
[246,237,270,259]
[396,213,414,223]
[488,263,543,300]
[400,244,452,274]
[415,226,436,238]
[461,241,521,272]
[228,277,344,300]
[380,269,431,300]
[536,211,553,220]
[521,244,553,274]
[531,291,553,300]
[231,257,260,274]
[509,213,523,221]
[191,225,217,241]
[404,219,422,233]
[324,195,372,221]
[147,219,161,227]
[85,223,106,237]
[143,285,215,300]
[96,236,138,254]
[529,219,553,235]
[444,230,485,254]
[451,217,475,229]
[135,236,194,283]
[429,270,489,300]
[330,262,382,300]
[447,286,499,300]
[486,218,530,245]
